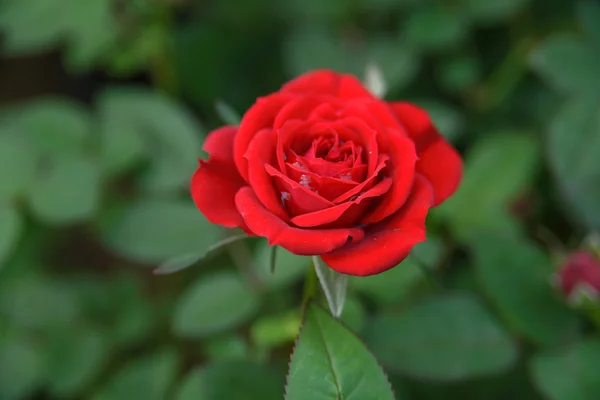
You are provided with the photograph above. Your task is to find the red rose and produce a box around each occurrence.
[191,70,462,276]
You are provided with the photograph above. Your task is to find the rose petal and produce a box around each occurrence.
[327,117,379,177]
[286,162,359,202]
[235,187,364,255]
[191,126,248,232]
[191,161,249,232]
[332,155,388,204]
[338,100,403,133]
[273,95,341,130]
[265,164,332,216]
[202,125,238,161]
[291,177,393,228]
[321,175,434,276]
[244,129,290,221]
[280,118,374,178]
[360,132,417,224]
[390,102,462,206]
[281,70,374,99]
[234,93,295,181]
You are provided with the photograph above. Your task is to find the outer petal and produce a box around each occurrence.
[235,187,364,255]
[389,102,462,206]
[203,125,238,162]
[281,70,374,99]
[191,126,248,231]
[234,93,295,181]
[244,129,290,221]
[321,175,434,276]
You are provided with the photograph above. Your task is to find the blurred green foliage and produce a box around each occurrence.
[1,0,600,399]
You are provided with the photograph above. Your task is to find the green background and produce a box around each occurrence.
[1,0,600,399]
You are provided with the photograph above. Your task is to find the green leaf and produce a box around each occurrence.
[99,199,221,264]
[313,256,348,318]
[0,0,116,69]
[461,0,531,25]
[94,349,179,400]
[437,132,540,240]
[530,338,600,400]
[46,327,111,398]
[437,55,482,93]
[403,9,469,52]
[470,232,580,346]
[154,234,248,275]
[529,34,600,96]
[0,131,36,201]
[0,205,23,269]
[97,104,147,177]
[96,88,204,192]
[0,0,66,54]
[68,273,155,346]
[285,304,395,400]
[253,240,309,289]
[0,332,45,400]
[111,295,155,346]
[172,271,260,338]
[176,361,284,400]
[0,275,81,331]
[107,23,167,76]
[364,293,518,382]
[351,240,443,304]
[578,1,600,46]
[547,97,600,230]
[250,310,302,349]
[204,335,249,361]
[26,155,102,225]
[3,98,92,156]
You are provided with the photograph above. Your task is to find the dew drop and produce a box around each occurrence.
[339,172,352,181]
[393,228,402,232]
[283,153,287,161]
[372,236,379,241]
[299,174,312,189]
[292,161,306,170]
[281,191,291,207]
[349,195,358,201]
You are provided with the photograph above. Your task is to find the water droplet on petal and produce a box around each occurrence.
[372,236,379,241]
[283,153,287,161]
[299,174,312,189]
[339,172,352,181]
[292,161,306,170]
[393,228,402,232]
[349,195,358,201]
[281,192,291,207]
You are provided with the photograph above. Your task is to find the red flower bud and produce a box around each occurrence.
[557,251,600,300]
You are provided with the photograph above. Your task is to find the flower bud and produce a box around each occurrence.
[555,250,600,304]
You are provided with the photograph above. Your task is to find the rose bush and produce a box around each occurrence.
[191,70,462,276]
